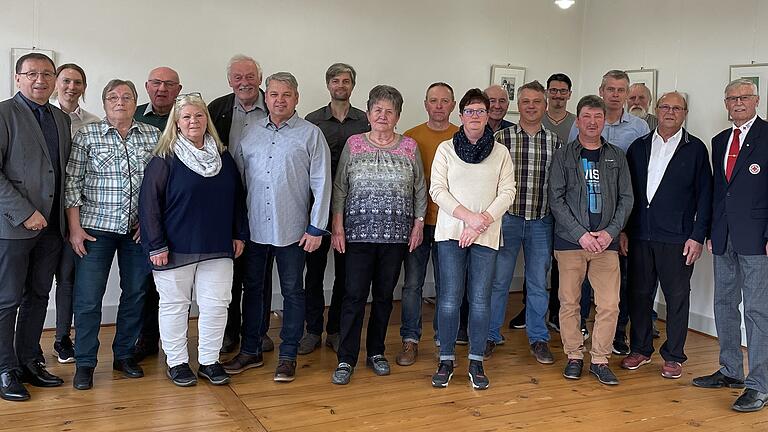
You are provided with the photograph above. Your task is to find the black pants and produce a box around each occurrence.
[54,245,76,341]
[304,235,345,336]
[338,242,407,367]
[138,277,160,346]
[615,254,630,340]
[0,228,62,372]
[224,251,273,343]
[628,240,693,363]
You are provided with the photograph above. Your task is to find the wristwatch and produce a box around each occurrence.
[416,217,424,222]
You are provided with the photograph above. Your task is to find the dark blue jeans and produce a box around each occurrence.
[241,241,305,360]
[437,241,497,361]
[73,229,150,367]
[400,224,439,342]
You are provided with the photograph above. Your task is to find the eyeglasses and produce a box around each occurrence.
[657,105,686,113]
[105,95,136,104]
[18,71,56,81]
[548,88,570,95]
[176,92,203,101]
[462,108,488,117]
[148,79,180,88]
[725,95,756,103]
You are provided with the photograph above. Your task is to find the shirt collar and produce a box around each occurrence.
[732,114,758,134]
[52,100,83,119]
[234,91,266,114]
[100,118,142,136]
[652,127,683,144]
[17,91,49,112]
[264,111,299,130]
[511,122,544,137]
[318,103,366,122]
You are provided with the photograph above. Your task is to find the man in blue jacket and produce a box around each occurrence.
[620,92,712,380]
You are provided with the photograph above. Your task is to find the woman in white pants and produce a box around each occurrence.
[139,93,248,386]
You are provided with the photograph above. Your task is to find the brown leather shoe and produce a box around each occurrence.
[274,360,296,382]
[222,352,264,374]
[396,341,418,366]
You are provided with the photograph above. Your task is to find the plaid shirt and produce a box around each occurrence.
[65,120,160,234]
[494,124,562,220]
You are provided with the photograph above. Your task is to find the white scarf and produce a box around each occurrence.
[174,133,222,177]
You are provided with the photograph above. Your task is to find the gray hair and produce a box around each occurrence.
[265,72,299,92]
[725,78,758,96]
[629,83,652,100]
[101,79,138,102]
[600,69,630,89]
[576,95,606,116]
[657,91,688,111]
[227,54,262,78]
[517,80,547,99]
[367,85,404,116]
[325,63,357,85]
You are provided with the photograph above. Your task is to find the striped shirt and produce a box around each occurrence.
[65,119,160,234]
[494,124,562,220]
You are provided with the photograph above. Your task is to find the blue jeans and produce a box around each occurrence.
[437,241,497,361]
[241,241,305,361]
[73,229,150,367]
[489,214,553,344]
[400,224,439,342]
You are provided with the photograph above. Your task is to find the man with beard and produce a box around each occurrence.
[542,73,576,143]
[485,85,515,133]
[628,83,658,130]
[299,63,369,355]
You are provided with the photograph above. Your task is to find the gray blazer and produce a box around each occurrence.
[0,93,71,239]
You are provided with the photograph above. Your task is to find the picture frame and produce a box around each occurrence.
[626,68,658,104]
[10,48,56,95]
[730,63,768,119]
[490,65,526,113]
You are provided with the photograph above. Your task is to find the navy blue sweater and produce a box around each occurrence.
[139,152,249,269]
[624,129,712,244]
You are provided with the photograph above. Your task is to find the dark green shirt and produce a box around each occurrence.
[134,103,169,130]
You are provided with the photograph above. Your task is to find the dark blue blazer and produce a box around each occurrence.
[711,116,768,255]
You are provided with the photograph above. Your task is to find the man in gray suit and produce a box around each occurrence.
[0,53,71,401]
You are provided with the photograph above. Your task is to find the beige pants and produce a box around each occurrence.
[554,249,620,364]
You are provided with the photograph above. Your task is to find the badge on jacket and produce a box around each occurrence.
[749,163,761,175]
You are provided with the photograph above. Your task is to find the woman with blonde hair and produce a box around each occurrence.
[139,93,248,387]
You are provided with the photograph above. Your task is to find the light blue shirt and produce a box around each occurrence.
[568,110,650,152]
[240,112,331,246]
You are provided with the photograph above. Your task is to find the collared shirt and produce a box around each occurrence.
[65,119,160,234]
[568,110,650,152]
[229,93,268,176]
[305,103,370,178]
[240,112,331,246]
[723,114,757,171]
[494,123,562,220]
[52,100,101,135]
[647,127,683,201]
[134,103,170,130]
[644,113,659,131]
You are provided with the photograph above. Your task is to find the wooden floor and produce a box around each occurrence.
[2,294,766,431]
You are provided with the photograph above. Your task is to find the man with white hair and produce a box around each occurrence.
[627,83,658,130]
[485,85,515,132]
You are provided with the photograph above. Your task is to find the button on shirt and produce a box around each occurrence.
[568,110,650,152]
[646,128,682,201]
[723,115,757,171]
[65,120,160,234]
[241,112,332,246]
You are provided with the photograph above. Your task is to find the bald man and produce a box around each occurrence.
[134,66,182,129]
[485,85,515,132]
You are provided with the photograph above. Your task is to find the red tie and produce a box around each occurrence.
[725,128,741,182]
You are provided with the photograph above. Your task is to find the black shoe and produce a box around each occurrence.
[508,308,526,329]
[133,337,159,363]
[563,359,583,379]
[366,355,391,376]
[455,327,469,345]
[222,352,264,374]
[220,334,239,354]
[732,388,768,412]
[692,370,746,389]
[483,340,497,360]
[20,361,64,387]
[589,363,619,385]
[198,362,231,385]
[113,358,144,378]
[73,366,94,390]
[0,371,30,401]
[274,360,297,382]
[262,335,275,352]
[54,336,75,364]
[612,339,630,356]
[431,360,454,388]
[468,360,490,390]
[167,363,197,387]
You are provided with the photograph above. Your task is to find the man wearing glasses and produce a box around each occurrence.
[621,92,711,381]
[694,79,768,413]
[0,53,71,401]
[542,73,576,144]
[134,66,183,130]
[488,81,562,363]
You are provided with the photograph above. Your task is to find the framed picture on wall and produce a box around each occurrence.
[730,63,768,119]
[490,65,526,113]
[626,69,658,103]
[10,48,56,95]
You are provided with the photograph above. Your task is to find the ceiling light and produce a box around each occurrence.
[555,0,575,9]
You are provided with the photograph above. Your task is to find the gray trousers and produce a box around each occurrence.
[713,236,768,393]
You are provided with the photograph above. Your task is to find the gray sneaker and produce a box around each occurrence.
[366,355,390,376]
[331,362,354,385]
[325,333,340,353]
[297,333,322,355]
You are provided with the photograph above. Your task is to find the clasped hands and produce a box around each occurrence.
[459,211,494,248]
[579,230,613,253]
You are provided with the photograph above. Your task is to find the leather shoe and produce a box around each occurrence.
[133,337,159,363]
[692,370,745,389]
[20,361,64,387]
[113,358,144,378]
[733,388,768,412]
[73,366,94,390]
[0,371,30,401]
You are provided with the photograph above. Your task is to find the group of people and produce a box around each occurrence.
[0,52,766,414]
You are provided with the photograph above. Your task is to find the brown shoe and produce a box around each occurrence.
[222,352,264,374]
[661,361,682,379]
[530,341,554,364]
[620,352,651,370]
[396,341,418,366]
[274,360,296,382]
